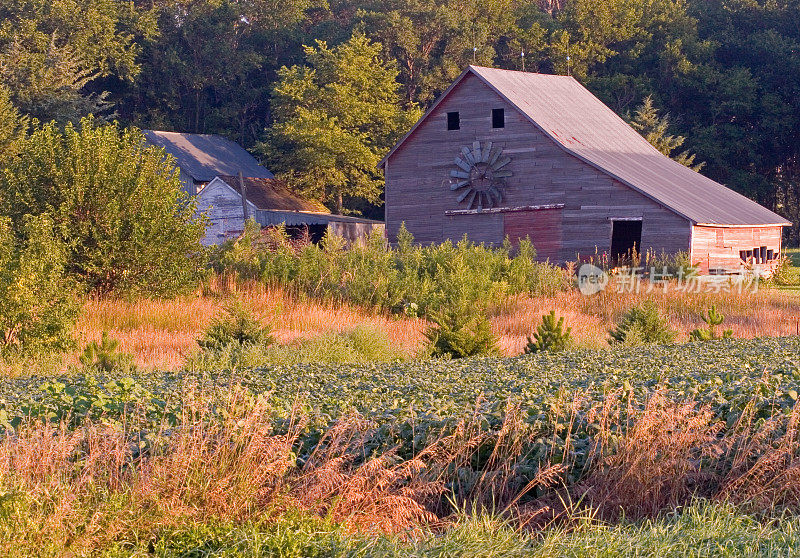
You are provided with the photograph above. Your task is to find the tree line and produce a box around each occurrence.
[1,0,798,228]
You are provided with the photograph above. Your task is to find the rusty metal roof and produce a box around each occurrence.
[382,66,790,227]
[144,130,273,182]
[216,175,328,213]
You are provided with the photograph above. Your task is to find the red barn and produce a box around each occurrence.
[380,66,790,273]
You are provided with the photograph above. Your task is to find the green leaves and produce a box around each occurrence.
[525,311,573,354]
[0,213,78,357]
[260,32,421,214]
[0,118,206,296]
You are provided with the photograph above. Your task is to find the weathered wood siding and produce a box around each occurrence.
[503,208,562,261]
[196,178,256,245]
[691,225,782,273]
[384,73,692,262]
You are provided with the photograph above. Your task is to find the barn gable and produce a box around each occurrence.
[382,66,788,272]
[382,65,790,228]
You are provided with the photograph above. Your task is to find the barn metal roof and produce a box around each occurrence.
[143,130,274,181]
[382,66,790,227]
[216,175,328,213]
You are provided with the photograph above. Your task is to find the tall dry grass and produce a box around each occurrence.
[493,283,800,354]
[76,280,426,370]
[72,274,800,369]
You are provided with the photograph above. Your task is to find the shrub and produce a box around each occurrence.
[424,283,499,359]
[198,300,274,353]
[524,311,572,354]
[80,331,133,372]
[0,118,206,296]
[770,254,799,286]
[609,301,676,346]
[689,305,733,342]
[0,214,78,357]
[209,223,570,318]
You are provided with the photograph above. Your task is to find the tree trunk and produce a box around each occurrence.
[335,190,343,215]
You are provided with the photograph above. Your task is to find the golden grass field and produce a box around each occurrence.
[73,277,800,370]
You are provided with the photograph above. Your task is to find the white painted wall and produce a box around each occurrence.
[195,177,258,246]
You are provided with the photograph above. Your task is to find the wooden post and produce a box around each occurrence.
[238,171,249,222]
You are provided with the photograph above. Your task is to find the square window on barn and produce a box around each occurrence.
[767,249,775,261]
[447,111,460,130]
[492,108,505,128]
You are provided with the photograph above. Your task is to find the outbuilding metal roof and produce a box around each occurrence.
[216,175,328,213]
[382,66,790,227]
[144,130,273,181]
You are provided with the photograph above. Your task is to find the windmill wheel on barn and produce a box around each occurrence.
[449,141,512,210]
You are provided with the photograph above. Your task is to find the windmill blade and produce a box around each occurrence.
[472,141,482,161]
[465,190,478,209]
[476,191,484,210]
[480,142,493,163]
[456,188,473,202]
[461,146,475,165]
[451,180,470,190]
[450,170,470,179]
[493,170,512,178]
[488,148,502,166]
[454,157,471,172]
[488,186,503,204]
[492,157,511,171]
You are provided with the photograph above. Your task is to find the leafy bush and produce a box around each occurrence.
[210,223,569,318]
[689,305,733,342]
[0,214,78,357]
[198,300,275,353]
[187,326,405,370]
[609,301,677,346]
[0,118,206,296]
[80,331,133,372]
[424,282,499,359]
[769,254,799,286]
[525,311,572,354]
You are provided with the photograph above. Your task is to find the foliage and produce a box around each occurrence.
[0,85,27,166]
[769,254,800,287]
[608,300,677,346]
[0,118,206,296]
[197,300,275,354]
[525,311,572,354]
[188,325,406,370]
[79,331,132,373]
[259,32,421,214]
[0,214,77,357]
[211,225,569,318]
[424,288,499,359]
[689,305,733,342]
[629,96,703,171]
[0,0,156,124]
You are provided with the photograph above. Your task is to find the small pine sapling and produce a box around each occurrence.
[198,299,275,352]
[525,311,572,353]
[609,301,677,346]
[689,305,733,342]
[80,332,132,372]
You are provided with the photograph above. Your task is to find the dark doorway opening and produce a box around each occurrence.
[285,224,327,244]
[610,220,642,265]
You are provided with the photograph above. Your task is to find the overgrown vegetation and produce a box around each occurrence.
[689,305,733,342]
[212,222,569,318]
[608,300,678,346]
[3,338,800,554]
[0,118,205,296]
[524,311,572,353]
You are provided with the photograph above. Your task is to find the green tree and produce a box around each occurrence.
[525,310,572,353]
[0,214,78,356]
[0,118,206,296]
[0,85,27,165]
[260,32,421,214]
[0,0,157,123]
[630,96,703,170]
